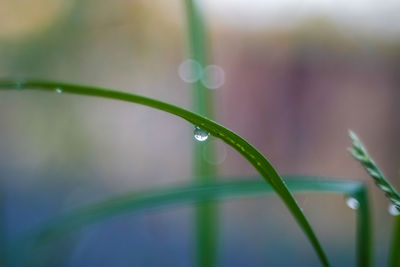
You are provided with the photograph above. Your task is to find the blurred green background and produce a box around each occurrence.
[0,0,400,266]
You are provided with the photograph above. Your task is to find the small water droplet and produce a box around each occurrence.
[55,88,63,93]
[201,65,225,89]
[388,204,400,216]
[194,126,209,142]
[178,59,203,83]
[345,197,359,210]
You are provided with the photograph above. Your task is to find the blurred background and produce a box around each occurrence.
[0,0,400,266]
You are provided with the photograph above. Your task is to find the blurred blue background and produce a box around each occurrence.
[1,0,400,266]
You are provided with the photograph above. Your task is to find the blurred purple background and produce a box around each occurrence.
[0,0,399,266]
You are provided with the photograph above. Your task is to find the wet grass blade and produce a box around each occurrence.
[9,176,369,266]
[0,79,329,266]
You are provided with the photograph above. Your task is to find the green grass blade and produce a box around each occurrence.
[349,130,400,209]
[389,216,400,267]
[184,0,218,266]
[184,0,213,118]
[352,184,372,267]
[0,80,329,266]
[10,176,366,266]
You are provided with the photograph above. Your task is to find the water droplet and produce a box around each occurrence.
[201,65,225,89]
[194,126,209,142]
[55,88,63,93]
[345,197,359,210]
[178,59,203,83]
[388,204,400,216]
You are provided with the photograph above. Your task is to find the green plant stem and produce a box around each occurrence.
[184,1,218,266]
[0,80,329,266]
[10,176,365,266]
[389,216,400,267]
[353,185,372,267]
[184,0,213,118]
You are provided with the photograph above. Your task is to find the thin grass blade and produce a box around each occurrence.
[389,216,400,267]
[10,176,366,266]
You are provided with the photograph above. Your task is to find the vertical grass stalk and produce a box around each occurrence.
[353,186,372,267]
[389,216,400,267]
[184,1,218,266]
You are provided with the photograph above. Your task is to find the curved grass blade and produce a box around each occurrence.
[348,130,400,209]
[0,79,329,266]
[10,176,368,266]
